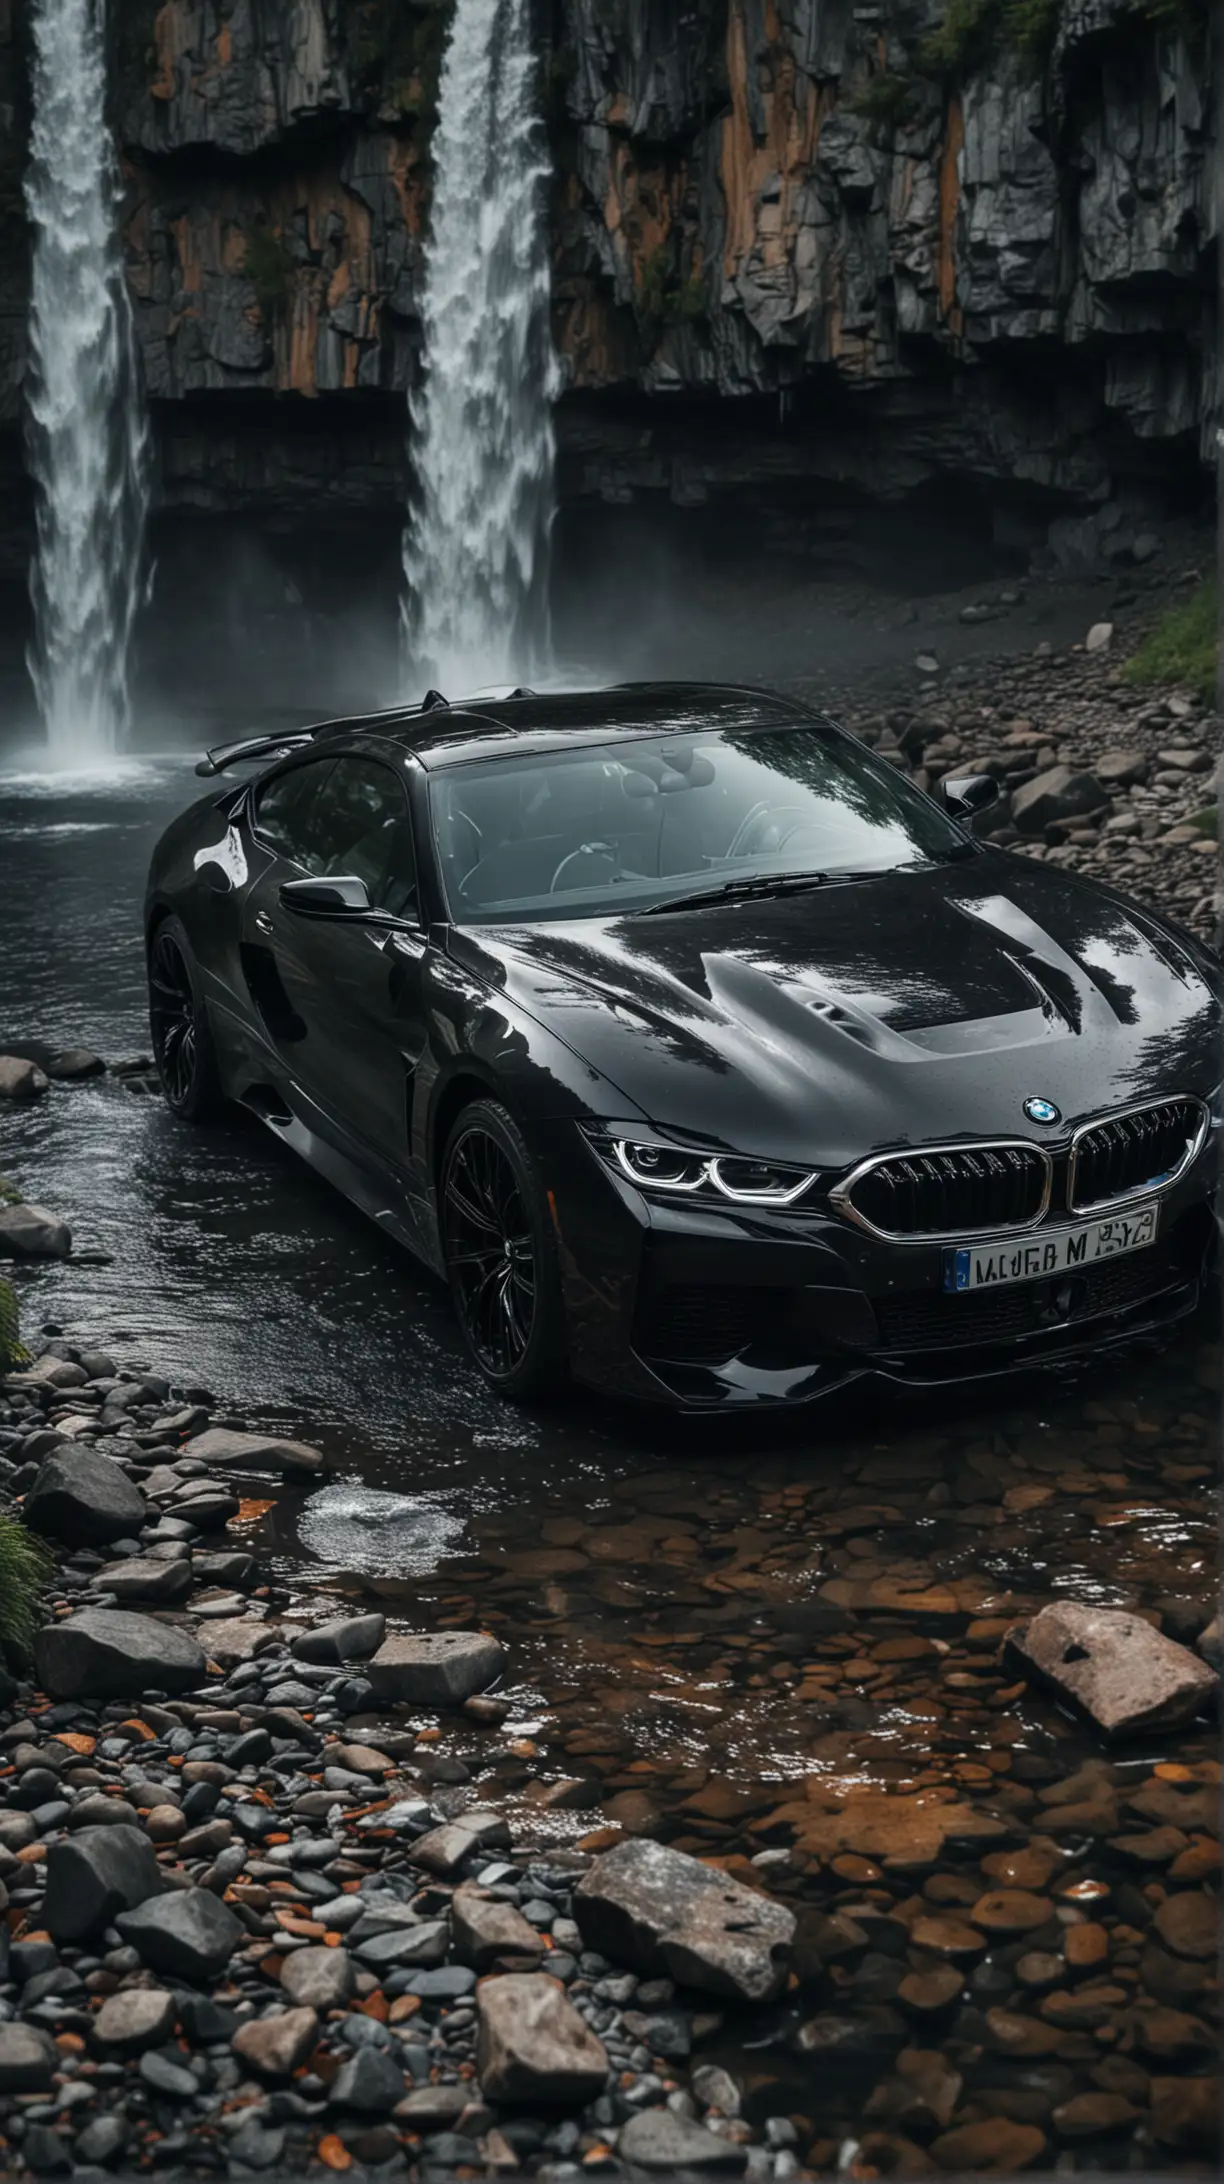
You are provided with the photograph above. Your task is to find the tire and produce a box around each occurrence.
[439,1098,568,1399]
[147,914,226,1122]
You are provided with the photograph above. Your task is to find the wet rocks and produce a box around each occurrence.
[367,1628,504,1705]
[476,1973,609,2105]
[279,1943,356,2011]
[618,2110,748,2170]
[453,1883,547,1968]
[0,1056,48,1100]
[574,1839,795,2003]
[1011,765,1107,833]
[22,1446,147,1546]
[93,1554,193,1602]
[91,1988,179,2056]
[1005,1601,1218,1738]
[116,1886,243,1981]
[290,1611,385,1663]
[232,2007,319,2078]
[181,1425,325,1474]
[0,1203,72,1258]
[33,1606,206,1699]
[43,1823,162,1941]
[0,2024,58,2094]
[409,1808,512,1874]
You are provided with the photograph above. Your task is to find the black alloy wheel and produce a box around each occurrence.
[148,916,224,1121]
[440,1100,566,1397]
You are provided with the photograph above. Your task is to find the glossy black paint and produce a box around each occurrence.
[146,683,1221,1410]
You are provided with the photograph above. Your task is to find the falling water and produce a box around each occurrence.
[402,0,558,694]
[24,0,150,759]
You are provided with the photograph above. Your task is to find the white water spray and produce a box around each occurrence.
[24,0,150,759]
[402,0,558,694]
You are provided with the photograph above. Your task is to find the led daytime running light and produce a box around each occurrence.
[609,1137,817,1205]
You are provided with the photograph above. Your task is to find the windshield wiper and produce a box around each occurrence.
[640,868,888,915]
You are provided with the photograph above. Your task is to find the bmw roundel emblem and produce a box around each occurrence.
[1024,1096,1061,1126]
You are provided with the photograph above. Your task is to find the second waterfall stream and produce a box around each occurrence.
[24,0,149,760]
[402,0,558,695]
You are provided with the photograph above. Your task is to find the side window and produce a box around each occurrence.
[310,757,417,919]
[253,759,336,867]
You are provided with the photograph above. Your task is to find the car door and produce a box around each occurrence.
[244,753,429,1193]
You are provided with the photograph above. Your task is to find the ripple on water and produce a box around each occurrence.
[297,1479,468,1577]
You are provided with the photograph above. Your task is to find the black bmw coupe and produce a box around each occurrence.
[146,683,1219,1409]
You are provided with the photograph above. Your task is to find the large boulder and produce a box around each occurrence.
[116,1888,243,1983]
[1005,1603,1218,1740]
[476,1974,609,2105]
[367,1630,504,1705]
[24,1448,146,1547]
[44,1825,163,1942]
[181,1426,324,1475]
[34,1608,206,1700]
[1011,766,1107,834]
[0,1057,48,1101]
[573,1839,795,2004]
[0,1204,72,1258]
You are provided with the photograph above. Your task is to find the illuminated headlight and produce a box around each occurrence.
[584,1129,819,1206]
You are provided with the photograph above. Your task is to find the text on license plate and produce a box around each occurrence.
[943,1204,1160,1293]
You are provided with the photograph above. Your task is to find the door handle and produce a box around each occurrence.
[254,910,274,936]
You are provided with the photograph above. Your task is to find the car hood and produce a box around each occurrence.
[456,854,1220,1165]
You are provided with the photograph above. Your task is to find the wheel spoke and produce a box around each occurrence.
[443,1125,539,1380]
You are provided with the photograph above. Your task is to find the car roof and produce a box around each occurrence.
[332,682,818,770]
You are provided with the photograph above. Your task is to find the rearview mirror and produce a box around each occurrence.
[279,874,372,918]
[942,774,1000,821]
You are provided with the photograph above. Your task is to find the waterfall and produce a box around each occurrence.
[24,0,150,759]
[402,0,558,695]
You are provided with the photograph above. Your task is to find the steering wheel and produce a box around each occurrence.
[726,802,810,860]
[550,841,620,893]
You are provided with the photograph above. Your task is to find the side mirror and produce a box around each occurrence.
[279,874,372,918]
[942,773,1001,821]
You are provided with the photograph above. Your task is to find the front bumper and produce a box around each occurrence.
[539,1122,1218,1411]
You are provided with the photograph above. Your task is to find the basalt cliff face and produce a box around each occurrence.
[0,0,1217,547]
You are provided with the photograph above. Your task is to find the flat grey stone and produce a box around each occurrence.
[93,1556,193,1603]
[367,1629,504,1706]
[355,1919,449,1971]
[34,1608,205,1699]
[181,1426,325,1474]
[618,2110,747,2170]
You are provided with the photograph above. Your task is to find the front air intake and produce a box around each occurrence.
[832,1142,1051,1241]
[1068,1097,1207,1214]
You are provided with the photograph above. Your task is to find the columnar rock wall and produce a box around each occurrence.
[0,0,1216,522]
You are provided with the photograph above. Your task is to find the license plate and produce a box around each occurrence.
[943,1203,1160,1293]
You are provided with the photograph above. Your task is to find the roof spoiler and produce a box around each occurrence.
[194,690,450,777]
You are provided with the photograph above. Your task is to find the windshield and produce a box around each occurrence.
[428,723,970,924]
